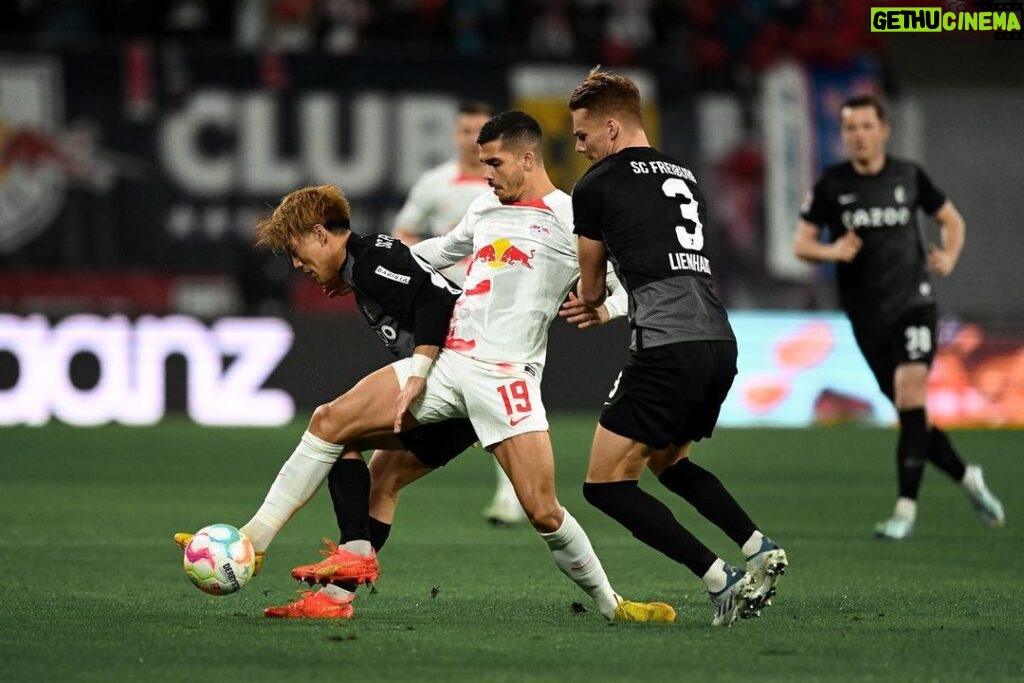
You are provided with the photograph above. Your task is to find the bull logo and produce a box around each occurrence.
[472,238,536,270]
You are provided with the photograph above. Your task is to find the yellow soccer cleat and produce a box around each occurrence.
[612,599,677,623]
[174,531,265,577]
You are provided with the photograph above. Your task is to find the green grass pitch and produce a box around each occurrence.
[1,417,1021,682]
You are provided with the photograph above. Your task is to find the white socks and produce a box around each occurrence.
[321,584,354,602]
[241,430,344,552]
[702,558,729,593]
[894,497,917,522]
[741,530,765,558]
[343,540,373,556]
[539,508,619,619]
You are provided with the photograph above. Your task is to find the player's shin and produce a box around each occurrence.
[328,458,372,553]
[241,430,344,552]
[538,507,619,619]
[657,459,757,546]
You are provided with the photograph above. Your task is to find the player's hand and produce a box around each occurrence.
[559,292,610,329]
[928,245,958,277]
[394,375,426,433]
[833,229,863,262]
[323,276,352,298]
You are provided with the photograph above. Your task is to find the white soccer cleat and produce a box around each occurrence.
[709,566,754,627]
[483,496,528,526]
[742,537,788,618]
[962,464,1006,528]
[874,516,914,540]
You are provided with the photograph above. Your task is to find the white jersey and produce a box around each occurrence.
[413,189,621,368]
[394,159,491,239]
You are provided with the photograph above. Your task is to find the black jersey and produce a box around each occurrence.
[572,147,734,351]
[340,233,460,358]
[801,156,946,326]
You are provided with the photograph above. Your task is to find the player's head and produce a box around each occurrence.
[568,67,644,164]
[840,94,890,166]
[254,184,351,285]
[454,100,493,164]
[476,110,544,204]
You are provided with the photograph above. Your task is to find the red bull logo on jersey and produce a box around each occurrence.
[472,238,536,270]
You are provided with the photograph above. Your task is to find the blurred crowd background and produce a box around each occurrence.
[1,0,1022,426]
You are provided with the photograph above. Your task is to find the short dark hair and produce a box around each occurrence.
[841,94,887,123]
[458,100,493,117]
[476,111,543,152]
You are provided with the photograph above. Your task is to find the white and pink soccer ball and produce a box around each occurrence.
[182,524,255,596]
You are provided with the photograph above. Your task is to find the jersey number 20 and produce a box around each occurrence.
[663,178,704,251]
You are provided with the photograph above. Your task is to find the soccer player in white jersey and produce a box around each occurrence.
[196,111,674,623]
[392,100,526,526]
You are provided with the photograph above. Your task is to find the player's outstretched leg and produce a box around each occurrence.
[655,457,788,616]
[539,507,675,623]
[583,479,754,627]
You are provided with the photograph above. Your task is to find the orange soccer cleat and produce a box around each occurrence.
[291,539,380,586]
[263,590,355,619]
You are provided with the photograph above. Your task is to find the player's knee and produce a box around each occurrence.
[583,481,638,516]
[308,403,336,438]
[521,499,562,533]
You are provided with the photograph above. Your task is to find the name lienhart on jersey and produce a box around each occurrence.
[668,252,711,274]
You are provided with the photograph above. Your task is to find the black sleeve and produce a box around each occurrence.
[353,237,457,348]
[572,172,605,241]
[799,175,830,227]
[916,165,947,215]
[410,285,455,349]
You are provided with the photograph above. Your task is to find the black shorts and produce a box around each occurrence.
[599,340,737,450]
[851,306,937,401]
[397,417,478,469]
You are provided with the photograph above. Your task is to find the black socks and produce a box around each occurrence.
[583,480,717,577]
[657,459,757,547]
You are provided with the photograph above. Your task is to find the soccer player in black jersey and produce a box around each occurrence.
[794,95,1004,540]
[566,68,788,627]
[178,184,479,618]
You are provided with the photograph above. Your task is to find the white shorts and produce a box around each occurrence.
[391,351,548,449]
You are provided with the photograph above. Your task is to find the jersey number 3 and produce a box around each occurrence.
[663,178,704,251]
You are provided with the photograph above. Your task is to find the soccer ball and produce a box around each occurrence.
[182,524,256,596]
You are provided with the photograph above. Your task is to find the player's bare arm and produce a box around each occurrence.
[560,291,611,329]
[561,266,626,329]
[793,220,862,264]
[927,200,965,277]
[393,344,440,433]
[576,234,609,307]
